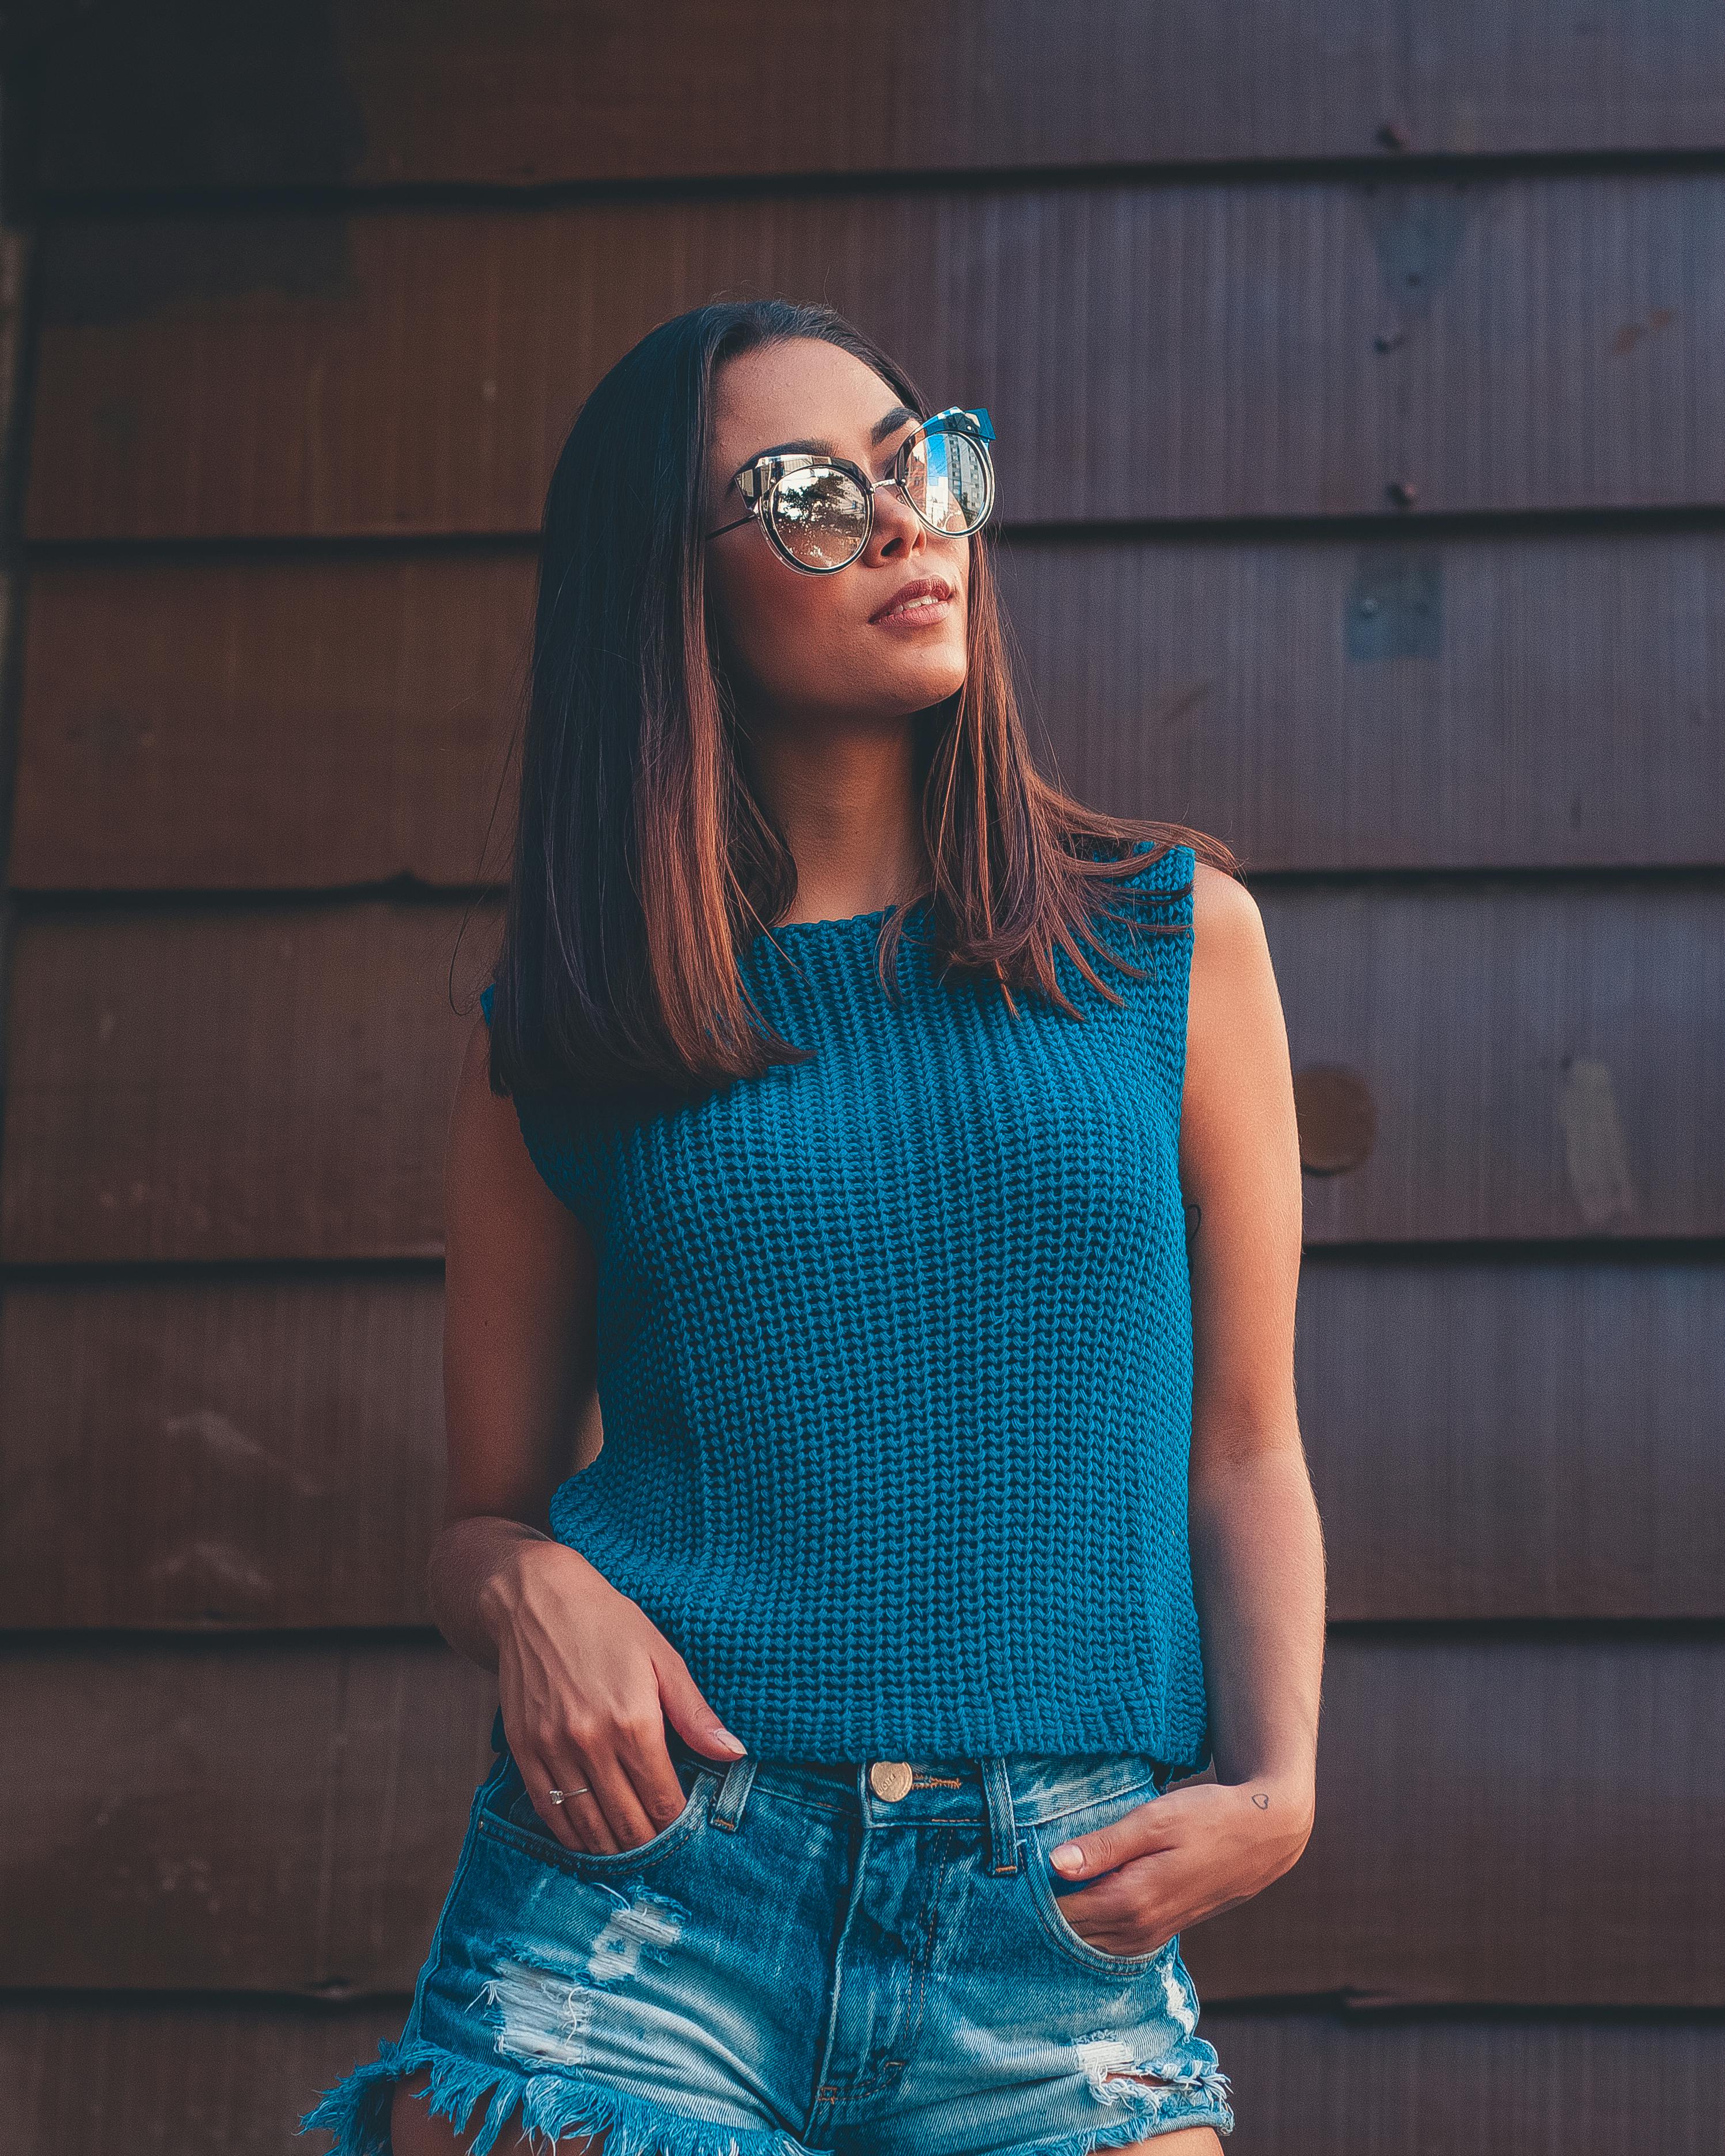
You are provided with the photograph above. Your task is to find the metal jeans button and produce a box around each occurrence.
[869,1760,913,1800]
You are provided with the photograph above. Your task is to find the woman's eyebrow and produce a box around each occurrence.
[742,436,830,465]
[731,407,919,481]
[869,404,918,445]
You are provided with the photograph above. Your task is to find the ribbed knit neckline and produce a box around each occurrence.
[746,896,928,947]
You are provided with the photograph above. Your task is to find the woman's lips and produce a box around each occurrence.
[875,590,957,625]
[871,587,957,628]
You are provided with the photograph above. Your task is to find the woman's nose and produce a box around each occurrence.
[869,481,925,556]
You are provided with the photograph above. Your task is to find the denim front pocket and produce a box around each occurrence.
[475,1745,716,1877]
[1021,1757,1174,1976]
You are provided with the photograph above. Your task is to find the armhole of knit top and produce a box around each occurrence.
[1112,837,1197,1117]
[476,981,601,1235]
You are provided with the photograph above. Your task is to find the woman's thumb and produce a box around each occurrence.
[658,1661,748,1758]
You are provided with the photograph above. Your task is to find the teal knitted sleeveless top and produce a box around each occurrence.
[478,838,1206,1768]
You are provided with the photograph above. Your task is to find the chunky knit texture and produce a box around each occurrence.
[478,839,1207,1767]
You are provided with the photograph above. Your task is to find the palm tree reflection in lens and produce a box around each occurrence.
[772,466,872,568]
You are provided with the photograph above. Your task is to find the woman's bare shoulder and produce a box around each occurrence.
[1190,856,1269,966]
[448,1015,594,1259]
[1185,856,1289,1094]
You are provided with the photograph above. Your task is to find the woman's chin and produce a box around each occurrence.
[868,643,969,709]
[760,643,968,724]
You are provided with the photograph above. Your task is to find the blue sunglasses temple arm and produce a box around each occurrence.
[920,405,995,445]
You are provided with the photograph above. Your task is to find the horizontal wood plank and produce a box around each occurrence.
[0,1639,498,1994]
[1005,528,1725,875]
[2,1999,1719,2153]
[1,1258,1718,1627]
[1270,880,1725,1244]
[12,555,532,891]
[0,901,486,1265]
[2,1635,1719,2002]
[28,172,1725,540]
[1301,1254,1725,1620]
[4,885,1719,1262]
[0,1275,447,1627]
[33,0,1725,196]
[1187,1634,1725,2007]
[1,1998,403,2156]
[1208,2009,1725,2153]
[18,526,1725,890]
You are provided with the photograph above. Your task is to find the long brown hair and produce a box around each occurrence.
[486,298,1239,1104]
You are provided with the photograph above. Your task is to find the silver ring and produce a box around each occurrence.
[546,1786,589,1805]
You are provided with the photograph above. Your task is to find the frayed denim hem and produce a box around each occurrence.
[296,2033,812,2156]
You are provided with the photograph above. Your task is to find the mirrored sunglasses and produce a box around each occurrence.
[706,406,996,574]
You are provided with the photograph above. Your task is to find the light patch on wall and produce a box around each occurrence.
[1557,1057,1637,1228]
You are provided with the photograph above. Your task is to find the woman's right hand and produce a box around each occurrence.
[478,1535,749,1855]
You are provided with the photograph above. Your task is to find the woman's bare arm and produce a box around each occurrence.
[437,1018,748,1854]
[1038,860,1324,1956]
[435,1021,598,1664]
[1180,863,1324,1808]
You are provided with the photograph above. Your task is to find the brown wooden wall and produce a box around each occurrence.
[3,6,1722,2150]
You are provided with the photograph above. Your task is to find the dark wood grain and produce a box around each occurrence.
[1,1998,403,2155]
[1184,1634,1725,2007]
[0,1274,448,1628]
[3,1635,1719,2002]
[1267,880,1724,1245]
[2,1998,1719,2153]
[32,0,1725,196]
[5,885,1718,1263]
[28,173,1725,540]
[19,527,1725,890]
[999,527,1725,874]
[1208,2009,1725,2154]
[12,555,531,892]
[0,1639,498,1994]
[0,900,492,1265]
[1301,1255,1725,1621]
[1,1259,1716,1628]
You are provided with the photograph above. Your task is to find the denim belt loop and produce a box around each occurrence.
[980,1756,1020,1875]
[707,1752,759,1834]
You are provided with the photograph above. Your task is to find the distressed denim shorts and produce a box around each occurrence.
[299,1713,1234,2156]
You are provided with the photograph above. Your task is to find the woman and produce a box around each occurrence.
[301,299,1323,2156]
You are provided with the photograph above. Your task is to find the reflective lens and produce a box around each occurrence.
[903,426,992,534]
[767,465,873,569]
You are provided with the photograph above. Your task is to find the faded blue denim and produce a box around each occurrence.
[299,1715,1233,2156]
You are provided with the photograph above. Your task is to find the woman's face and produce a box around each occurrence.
[702,339,972,733]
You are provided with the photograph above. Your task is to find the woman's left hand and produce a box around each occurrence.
[1044,1774,1314,1958]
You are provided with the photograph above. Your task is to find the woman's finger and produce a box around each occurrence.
[541,1731,664,1853]
[613,1716,703,1842]
[556,1720,698,1854]
[515,1750,602,1851]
